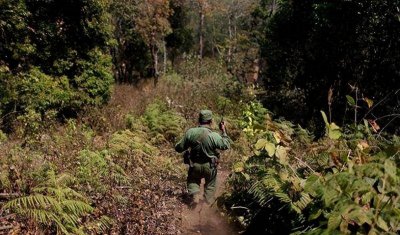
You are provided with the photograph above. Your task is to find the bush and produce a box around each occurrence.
[226,107,400,234]
[2,170,108,234]
[142,101,185,142]
[0,130,7,143]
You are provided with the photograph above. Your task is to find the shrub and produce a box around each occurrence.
[0,130,7,143]
[142,101,185,142]
[76,150,110,193]
[2,170,94,234]
[226,107,400,234]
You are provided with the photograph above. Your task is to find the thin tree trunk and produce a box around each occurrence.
[151,43,159,86]
[198,6,205,79]
[163,40,167,75]
[227,15,232,65]
[199,9,204,59]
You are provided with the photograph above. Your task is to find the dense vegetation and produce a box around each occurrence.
[256,0,400,133]
[0,58,244,233]
[225,103,400,234]
[1,0,399,234]
[0,0,113,132]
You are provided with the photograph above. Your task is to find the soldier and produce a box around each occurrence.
[175,110,231,206]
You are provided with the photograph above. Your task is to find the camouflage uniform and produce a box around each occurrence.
[175,110,231,204]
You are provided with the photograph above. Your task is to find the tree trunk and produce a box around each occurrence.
[199,9,204,59]
[163,40,167,75]
[227,15,233,65]
[198,5,205,79]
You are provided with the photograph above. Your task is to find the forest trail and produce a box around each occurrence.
[179,168,238,235]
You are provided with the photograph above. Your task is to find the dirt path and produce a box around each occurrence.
[179,168,238,235]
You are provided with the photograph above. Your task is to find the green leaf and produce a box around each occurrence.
[273,131,281,144]
[321,110,329,126]
[328,123,342,140]
[233,162,245,173]
[327,212,342,230]
[308,209,322,220]
[346,95,356,106]
[376,216,389,232]
[255,139,268,150]
[275,146,289,165]
[304,174,322,197]
[241,172,250,181]
[265,142,276,157]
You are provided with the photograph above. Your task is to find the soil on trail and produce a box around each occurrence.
[179,168,238,235]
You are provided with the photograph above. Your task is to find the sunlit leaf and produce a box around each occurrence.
[265,142,276,157]
[363,97,374,108]
[328,123,342,140]
[241,172,250,181]
[233,162,245,173]
[255,138,268,150]
[272,132,281,144]
[275,146,289,165]
[320,110,329,126]
[327,212,342,230]
[376,216,389,232]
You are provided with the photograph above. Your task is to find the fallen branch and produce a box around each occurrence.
[0,193,19,200]
[0,225,13,231]
[0,214,16,221]
[231,206,250,211]
[115,186,132,189]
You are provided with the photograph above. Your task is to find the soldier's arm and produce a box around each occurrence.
[210,132,231,150]
[175,132,189,153]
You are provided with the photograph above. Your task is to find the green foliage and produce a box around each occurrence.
[74,48,114,105]
[240,101,268,137]
[109,130,159,157]
[302,157,400,234]
[0,0,114,133]
[0,130,7,143]
[321,111,342,140]
[227,104,400,234]
[76,150,110,193]
[76,149,131,194]
[3,170,93,234]
[142,101,185,142]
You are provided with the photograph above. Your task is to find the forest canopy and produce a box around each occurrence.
[1,0,399,134]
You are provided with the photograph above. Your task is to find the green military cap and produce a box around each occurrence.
[199,110,213,123]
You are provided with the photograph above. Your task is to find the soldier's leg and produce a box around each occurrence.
[187,164,202,196]
[203,164,217,204]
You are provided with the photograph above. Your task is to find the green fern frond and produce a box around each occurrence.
[61,199,94,216]
[2,170,94,235]
[55,173,76,186]
[249,181,273,206]
[292,192,312,212]
[93,216,114,233]
[60,213,79,227]
[274,192,292,204]
[22,208,60,225]
[4,194,62,212]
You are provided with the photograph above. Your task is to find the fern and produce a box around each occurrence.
[142,101,185,141]
[2,170,94,234]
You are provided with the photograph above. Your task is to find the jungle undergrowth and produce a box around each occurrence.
[0,58,253,234]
